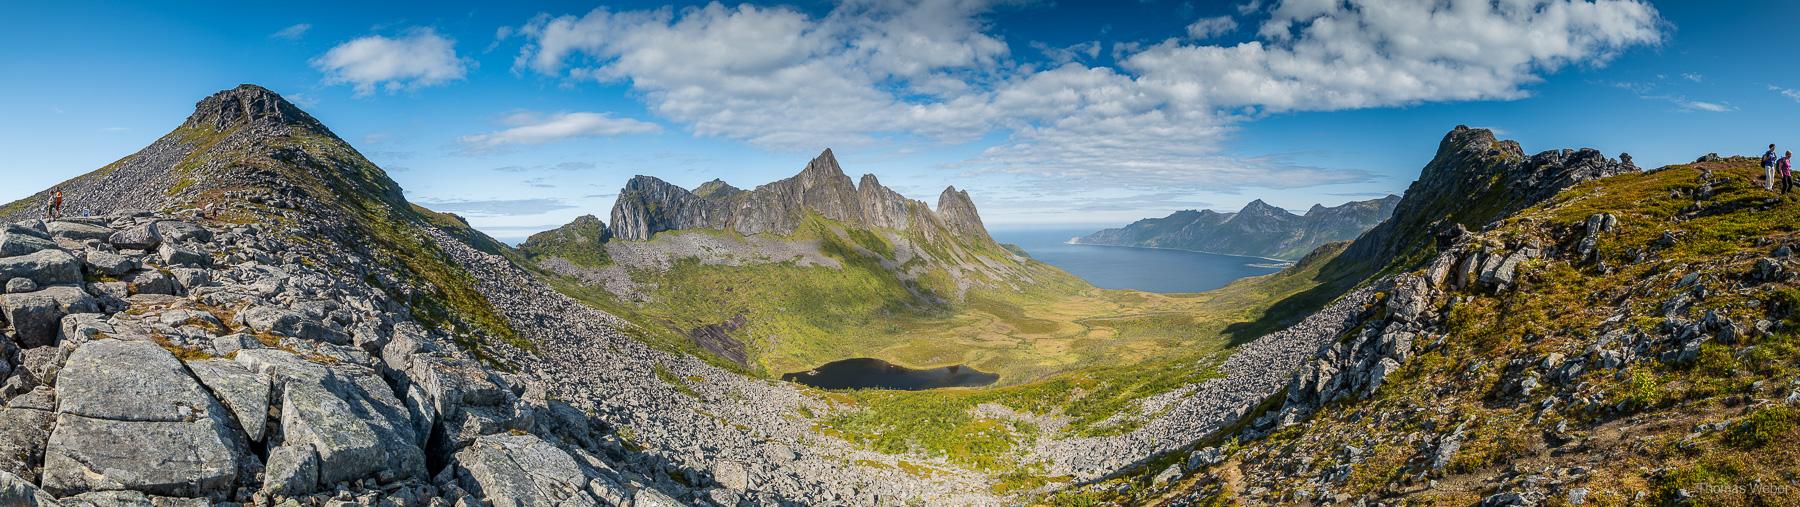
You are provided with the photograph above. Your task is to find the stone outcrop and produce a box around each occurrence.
[936,186,991,243]
[41,339,244,498]
[1341,126,1637,270]
[450,433,615,507]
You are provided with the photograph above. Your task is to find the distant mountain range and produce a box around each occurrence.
[1072,195,1402,260]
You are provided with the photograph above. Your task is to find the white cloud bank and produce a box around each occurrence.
[314,28,469,96]
[458,111,662,151]
[512,0,1664,192]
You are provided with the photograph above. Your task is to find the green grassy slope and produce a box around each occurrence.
[1055,158,1800,505]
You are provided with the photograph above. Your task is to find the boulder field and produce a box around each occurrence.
[0,211,670,506]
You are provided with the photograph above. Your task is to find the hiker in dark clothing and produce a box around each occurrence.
[1782,151,1795,195]
[52,188,63,219]
[1765,144,1780,191]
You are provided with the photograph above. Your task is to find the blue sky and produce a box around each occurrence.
[3,1,1796,242]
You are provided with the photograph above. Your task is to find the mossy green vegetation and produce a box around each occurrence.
[539,209,1359,478]
[1067,158,1800,505]
[519,214,611,268]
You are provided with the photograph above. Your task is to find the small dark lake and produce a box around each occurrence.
[781,358,998,390]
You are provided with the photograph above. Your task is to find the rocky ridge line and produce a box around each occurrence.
[608,149,994,245]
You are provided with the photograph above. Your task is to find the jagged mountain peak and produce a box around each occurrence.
[857,173,882,191]
[935,186,990,241]
[1238,199,1292,216]
[604,150,999,245]
[797,148,848,182]
[183,84,326,133]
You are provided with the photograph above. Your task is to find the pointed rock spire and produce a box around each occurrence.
[936,186,991,241]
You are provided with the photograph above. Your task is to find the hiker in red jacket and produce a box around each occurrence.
[44,187,64,220]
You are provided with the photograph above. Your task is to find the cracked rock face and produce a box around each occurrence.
[41,339,243,498]
[452,433,603,507]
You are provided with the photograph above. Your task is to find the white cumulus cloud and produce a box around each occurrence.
[511,0,1664,193]
[313,28,469,96]
[1186,16,1238,39]
[458,111,662,151]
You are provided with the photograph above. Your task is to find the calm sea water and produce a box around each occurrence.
[991,228,1286,294]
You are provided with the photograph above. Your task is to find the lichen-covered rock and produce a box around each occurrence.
[451,434,602,507]
[152,221,211,244]
[4,287,101,348]
[5,278,35,294]
[41,340,243,498]
[0,249,82,287]
[184,359,270,443]
[711,460,750,491]
[157,243,210,268]
[81,251,134,277]
[239,306,349,345]
[168,268,210,291]
[260,444,318,496]
[0,469,58,506]
[126,270,178,296]
[108,224,160,251]
[45,221,113,242]
[55,489,210,506]
[234,349,424,487]
[0,230,57,258]
[0,404,54,483]
[633,488,685,507]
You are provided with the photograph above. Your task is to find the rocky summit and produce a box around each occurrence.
[6,85,1798,507]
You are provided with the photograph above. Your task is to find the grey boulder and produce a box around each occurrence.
[157,243,210,268]
[260,444,319,496]
[168,268,210,291]
[234,349,425,487]
[82,251,134,277]
[152,221,211,244]
[126,270,178,296]
[108,224,160,250]
[0,404,55,483]
[41,340,243,498]
[238,306,347,345]
[4,287,100,348]
[5,278,35,294]
[0,249,82,287]
[0,469,58,507]
[45,222,113,242]
[451,434,601,507]
[184,359,270,443]
[0,230,57,258]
